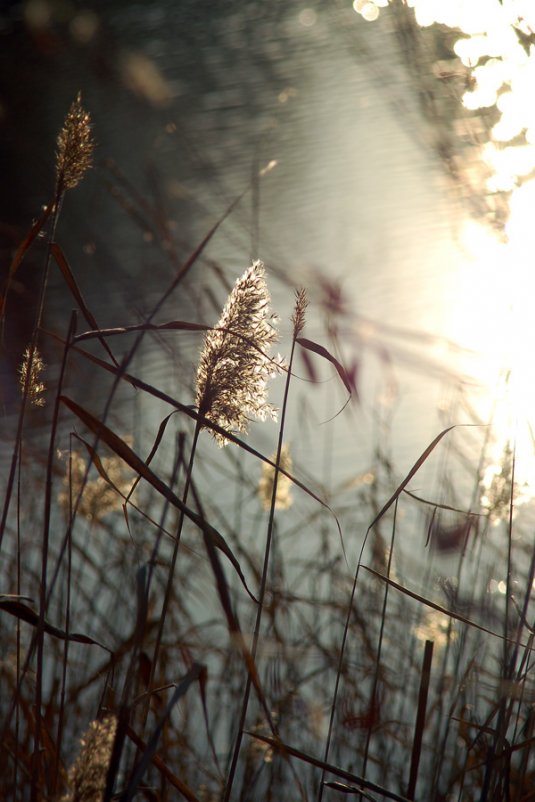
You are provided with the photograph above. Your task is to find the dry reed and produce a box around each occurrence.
[196,260,285,446]
[56,93,94,195]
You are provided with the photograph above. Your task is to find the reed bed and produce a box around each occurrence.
[1,95,534,802]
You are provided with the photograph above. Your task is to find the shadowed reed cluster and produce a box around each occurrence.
[196,260,285,446]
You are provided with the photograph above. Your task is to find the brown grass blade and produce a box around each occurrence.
[125,725,202,802]
[73,320,211,343]
[0,202,53,321]
[247,732,413,802]
[363,566,534,648]
[123,663,204,801]
[296,337,352,395]
[0,599,109,650]
[125,411,178,505]
[403,489,485,517]
[51,243,120,367]
[407,639,434,800]
[323,782,377,800]
[200,517,274,730]
[51,340,342,534]
[367,425,458,532]
[60,396,258,602]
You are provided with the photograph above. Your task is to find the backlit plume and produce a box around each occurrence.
[61,715,117,802]
[196,260,285,446]
[56,93,94,193]
[259,444,294,510]
[19,345,46,407]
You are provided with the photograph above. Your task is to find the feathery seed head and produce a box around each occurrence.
[259,444,293,510]
[19,345,46,407]
[56,93,94,193]
[292,288,308,338]
[61,715,117,802]
[196,260,285,446]
[58,448,134,522]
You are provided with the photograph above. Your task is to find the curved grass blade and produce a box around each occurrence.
[367,425,458,532]
[0,599,109,651]
[51,242,120,368]
[60,396,258,603]
[0,202,54,333]
[247,732,412,802]
[125,725,201,802]
[363,566,534,648]
[297,337,352,395]
[49,339,343,542]
[122,663,204,802]
[323,783,377,800]
[74,320,211,343]
[199,511,275,732]
[403,488,486,517]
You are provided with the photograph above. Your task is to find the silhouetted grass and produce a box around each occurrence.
[1,95,534,802]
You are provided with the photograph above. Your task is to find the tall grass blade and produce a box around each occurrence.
[121,662,204,801]
[59,396,258,601]
[248,733,413,802]
[0,599,109,650]
[53,344,340,527]
[296,337,353,396]
[124,726,202,802]
[363,566,533,647]
[51,243,120,368]
[0,202,53,328]
[406,639,434,800]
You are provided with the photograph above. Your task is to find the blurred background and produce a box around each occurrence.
[3,3,535,798]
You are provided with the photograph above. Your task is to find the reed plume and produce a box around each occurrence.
[292,287,308,338]
[196,260,284,446]
[259,444,293,510]
[56,93,94,195]
[19,345,46,407]
[61,715,117,802]
[58,447,134,522]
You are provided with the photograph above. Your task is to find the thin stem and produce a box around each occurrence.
[223,333,297,802]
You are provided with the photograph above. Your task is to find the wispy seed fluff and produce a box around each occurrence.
[56,93,94,193]
[61,715,117,802]
[259,444,293,510]
[19,345,46,407]
[196,261,285,446]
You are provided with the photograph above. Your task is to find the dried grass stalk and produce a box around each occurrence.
[196,260,284,446]
[56,93,94,193]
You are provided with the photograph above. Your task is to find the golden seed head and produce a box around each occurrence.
[196,260,285,446]
[19,345,46,407]
[292,288,308,338]
[61,715,117,802]
[258,444,293,510]
[58,447,134,522]
[56,92,94,192]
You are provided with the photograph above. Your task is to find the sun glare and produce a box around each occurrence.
[452,203,535,507]
[356,0,535,502]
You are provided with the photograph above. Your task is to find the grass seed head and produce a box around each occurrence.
[196,260,285,446]
[58,448,133,522]
[19,345,46,407]
[292,287,308,338]
[56,92,94,193]
[61,714,117,802]
[259,444,293,510]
